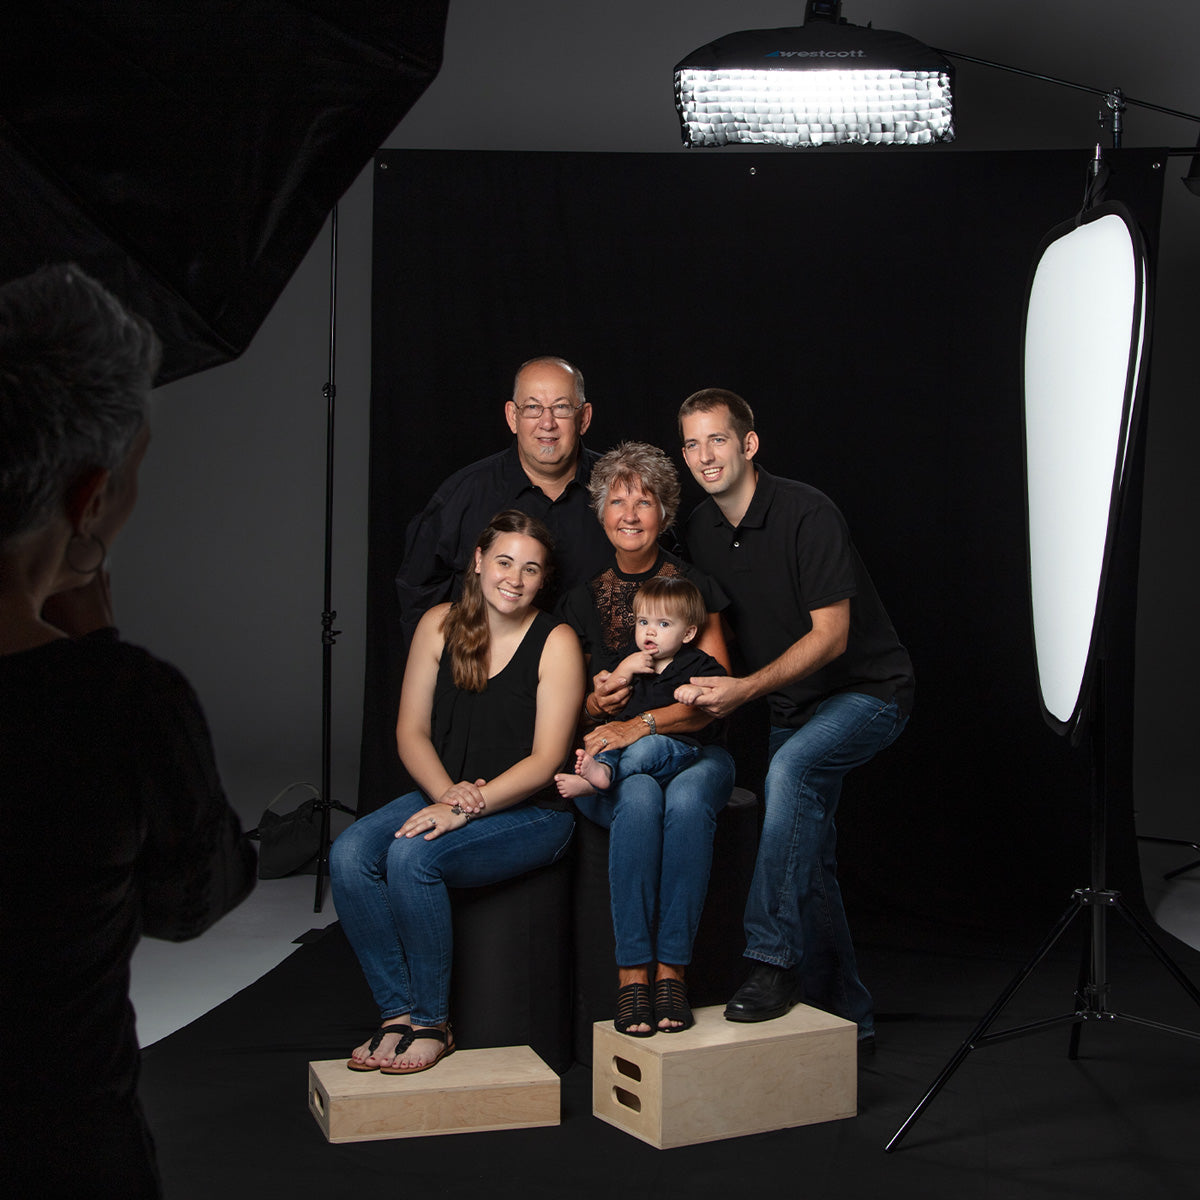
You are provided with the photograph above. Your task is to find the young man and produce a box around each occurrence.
[677,388,914,1046]
[394,356,612,643]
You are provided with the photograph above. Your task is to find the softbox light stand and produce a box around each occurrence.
[886,186,1200,1153]
[312,205,356,914]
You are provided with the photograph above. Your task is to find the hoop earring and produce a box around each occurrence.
[65,532,108,576]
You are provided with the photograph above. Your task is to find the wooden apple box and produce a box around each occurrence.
[308,1045,559,1143]
[592,1003,856,1148]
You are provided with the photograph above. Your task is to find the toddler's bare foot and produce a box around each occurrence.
[575,748,613,792]
[555,770,595,799]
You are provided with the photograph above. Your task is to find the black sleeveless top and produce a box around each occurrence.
[430,609,564,811]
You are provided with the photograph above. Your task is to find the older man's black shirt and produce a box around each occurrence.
[395,441,613,644]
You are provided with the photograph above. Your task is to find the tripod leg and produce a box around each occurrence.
[1068,921,1090,1061]
[1164,859,1200,881]
[1114,896,1200,1010]
[885,895,1083,1152]
[313,798,333,913]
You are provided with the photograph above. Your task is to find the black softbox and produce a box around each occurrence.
[1,2,448,382]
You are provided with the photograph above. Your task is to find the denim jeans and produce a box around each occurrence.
[744,693,907,1037]
[576,743,734,966]
[595,733,700,790]
[329,792,575,1026]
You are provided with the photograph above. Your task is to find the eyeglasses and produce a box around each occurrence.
[513,400,583,421]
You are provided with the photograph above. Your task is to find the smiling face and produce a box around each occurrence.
[680,405,759,520]
[634,602,697,665]
[473,532,547,615]
[505,360,591,481]
[601,479,662,568]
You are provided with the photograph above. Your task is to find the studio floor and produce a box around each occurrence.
[129,817,1200,1200]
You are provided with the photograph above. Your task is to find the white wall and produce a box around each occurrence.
[115,1,1200,834]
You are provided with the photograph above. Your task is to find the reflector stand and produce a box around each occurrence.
[886,196,1200,1153]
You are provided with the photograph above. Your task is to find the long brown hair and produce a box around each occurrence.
[441,509,555,692]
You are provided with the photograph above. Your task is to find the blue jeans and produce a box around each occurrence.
[595,733,700,790]
[329,793,575,1026]
[576,743,734,966]
[745,693,907,1037]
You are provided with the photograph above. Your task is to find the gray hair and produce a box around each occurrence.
[0,263,161,544]
[512,355,586,405]
[588,441,681,532]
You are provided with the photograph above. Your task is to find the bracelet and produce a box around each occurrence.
[450,804,474,821]
[638,711,656,735]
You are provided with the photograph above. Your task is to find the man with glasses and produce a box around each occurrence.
[396,356,612,643]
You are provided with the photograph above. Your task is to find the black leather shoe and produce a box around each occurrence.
[723,963,803,1022]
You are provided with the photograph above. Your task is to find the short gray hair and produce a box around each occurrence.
[0,263,161,544]
[588,441,681,532]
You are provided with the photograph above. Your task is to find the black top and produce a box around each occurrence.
[684,467,914,728]
[395,442,614,646]
[0,630,256,1175]
[611,644,728,746]
[430,609,565,811]
[556,549,730,676]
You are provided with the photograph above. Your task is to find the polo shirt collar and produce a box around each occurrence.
[502,440,591,497]
[709,464,776,530]
[739,464,779,529]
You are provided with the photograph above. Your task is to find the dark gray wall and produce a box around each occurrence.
[115,1,1200,848]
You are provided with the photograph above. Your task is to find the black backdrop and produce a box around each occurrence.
[362,147,1165,941]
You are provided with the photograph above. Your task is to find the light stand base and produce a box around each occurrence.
[1138,834,1200,881]
[885,885,1200,1152]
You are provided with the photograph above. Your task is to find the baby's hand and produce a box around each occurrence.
[674,683,703,705]
[616,651,655,677]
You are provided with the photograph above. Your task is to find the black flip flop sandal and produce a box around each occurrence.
[346,1023,413,1071]
[380,1025,456,1075]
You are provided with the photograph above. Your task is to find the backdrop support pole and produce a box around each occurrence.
[313,203,356,913]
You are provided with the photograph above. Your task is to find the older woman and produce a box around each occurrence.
[331,510,583,1073]
[557,442,734,1035]
[0,265,256,1199]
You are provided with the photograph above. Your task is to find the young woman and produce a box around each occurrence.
[331,510,584,1073]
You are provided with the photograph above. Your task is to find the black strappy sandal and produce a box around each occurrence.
[654,977,694,1032]
[380,1025,456,1075]
[346,1023,413,1071]
[614,982,656,1036]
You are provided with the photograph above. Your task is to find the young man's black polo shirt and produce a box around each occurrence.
[684,466,914,729]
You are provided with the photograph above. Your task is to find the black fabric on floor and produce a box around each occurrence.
[140,917,1200,1199]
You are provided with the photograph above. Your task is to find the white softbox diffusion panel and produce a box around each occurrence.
[1023,203,1149,737]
